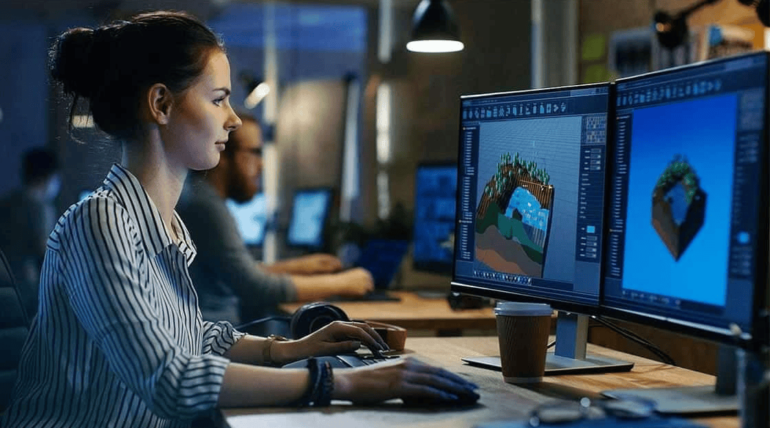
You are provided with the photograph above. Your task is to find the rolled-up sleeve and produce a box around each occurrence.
[202,320,246,356]
[59,198,231,420]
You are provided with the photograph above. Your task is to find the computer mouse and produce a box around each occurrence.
[402,390,480,407]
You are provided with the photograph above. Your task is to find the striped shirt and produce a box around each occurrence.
[2,164,245,428]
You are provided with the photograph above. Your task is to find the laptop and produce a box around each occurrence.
[328,239,409,302]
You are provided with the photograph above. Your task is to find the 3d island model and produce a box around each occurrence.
[652,154,706,261]
[475,152,554,277]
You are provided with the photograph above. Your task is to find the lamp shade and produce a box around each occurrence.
[406,0,464,53]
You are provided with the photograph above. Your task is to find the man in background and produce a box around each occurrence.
[178,114,373,326]
[0,148,60,319]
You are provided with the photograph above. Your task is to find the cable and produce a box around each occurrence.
[591,316,677,366]
[591,316,676,365]
[235,315,290,332]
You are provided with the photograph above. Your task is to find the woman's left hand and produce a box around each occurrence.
[276,321,389,364]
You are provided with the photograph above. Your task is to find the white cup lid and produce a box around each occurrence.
[494,301,552,316]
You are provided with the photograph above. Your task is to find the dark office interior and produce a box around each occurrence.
[0,0,768,427]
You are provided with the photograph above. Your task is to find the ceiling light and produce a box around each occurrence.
[407,0,464,53]
[245,82,270,109]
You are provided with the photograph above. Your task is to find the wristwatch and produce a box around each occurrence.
[263,334,289,367]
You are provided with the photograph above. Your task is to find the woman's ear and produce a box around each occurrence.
[147,83,173,125]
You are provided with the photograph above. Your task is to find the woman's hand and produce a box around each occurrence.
[275,320,388,364]
[334,358,480,405]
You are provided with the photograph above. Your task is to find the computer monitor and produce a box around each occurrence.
[452,83,632,374]
[287,188,333,249]
[412,163,457,274]
[226,193,267,247]
[601,52,769,413]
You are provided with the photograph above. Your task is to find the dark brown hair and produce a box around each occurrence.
[50,11,224,141]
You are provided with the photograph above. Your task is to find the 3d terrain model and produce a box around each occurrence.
[475,152,554,277]
[652,155,706,261]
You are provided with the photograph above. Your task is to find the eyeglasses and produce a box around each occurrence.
[231,147,263,157]
[528,396,657,426]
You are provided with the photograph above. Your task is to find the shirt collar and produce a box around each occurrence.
[102,164,197,265]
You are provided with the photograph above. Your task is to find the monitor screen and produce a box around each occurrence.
[287,188,332,248]
[413,164,457,274]
[226,193,267,246]
[452,84,611,310]
[603,53,768,344]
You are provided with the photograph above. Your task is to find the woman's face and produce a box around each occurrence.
[163,49,242,171]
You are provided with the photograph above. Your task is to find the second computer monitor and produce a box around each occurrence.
[603,52,769,347]
[287,188,333,249]
[413,163,457,274]
[452,83,611,312]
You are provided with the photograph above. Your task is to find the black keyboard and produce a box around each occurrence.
[336,353,400,367]
[283,353,400,369]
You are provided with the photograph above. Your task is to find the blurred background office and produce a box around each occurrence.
[0,0,766,327]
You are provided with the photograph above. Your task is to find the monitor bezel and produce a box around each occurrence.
[450,81,612,316]
[599,52,770,350]
[286,186,335,249]
[412,161,458,275]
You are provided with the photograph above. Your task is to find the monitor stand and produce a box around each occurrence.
[602,345,738,415]
[463,311,634,375]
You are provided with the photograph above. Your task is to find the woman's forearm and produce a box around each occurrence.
[223,334,309,366]
[217,363,309,407]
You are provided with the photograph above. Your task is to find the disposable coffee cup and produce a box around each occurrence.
[495,302,552,384]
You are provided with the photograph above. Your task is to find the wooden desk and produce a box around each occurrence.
[280,291,497,333]
[220,336,736,428]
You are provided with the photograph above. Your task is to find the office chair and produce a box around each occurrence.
[0,247,31,413]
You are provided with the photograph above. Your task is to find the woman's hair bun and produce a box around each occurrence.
[49,27,97,98]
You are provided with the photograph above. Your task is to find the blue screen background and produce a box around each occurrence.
[226,193,266,245]
[288,190,331,246]
[413,166,457,266]
[622,94,737,307]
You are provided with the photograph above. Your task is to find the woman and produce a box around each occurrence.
[1,11,478,428]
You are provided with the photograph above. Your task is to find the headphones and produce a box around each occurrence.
[238,301,407,350]
[289,302,350,339]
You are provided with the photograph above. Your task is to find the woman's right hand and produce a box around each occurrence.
[333,357,480,405]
